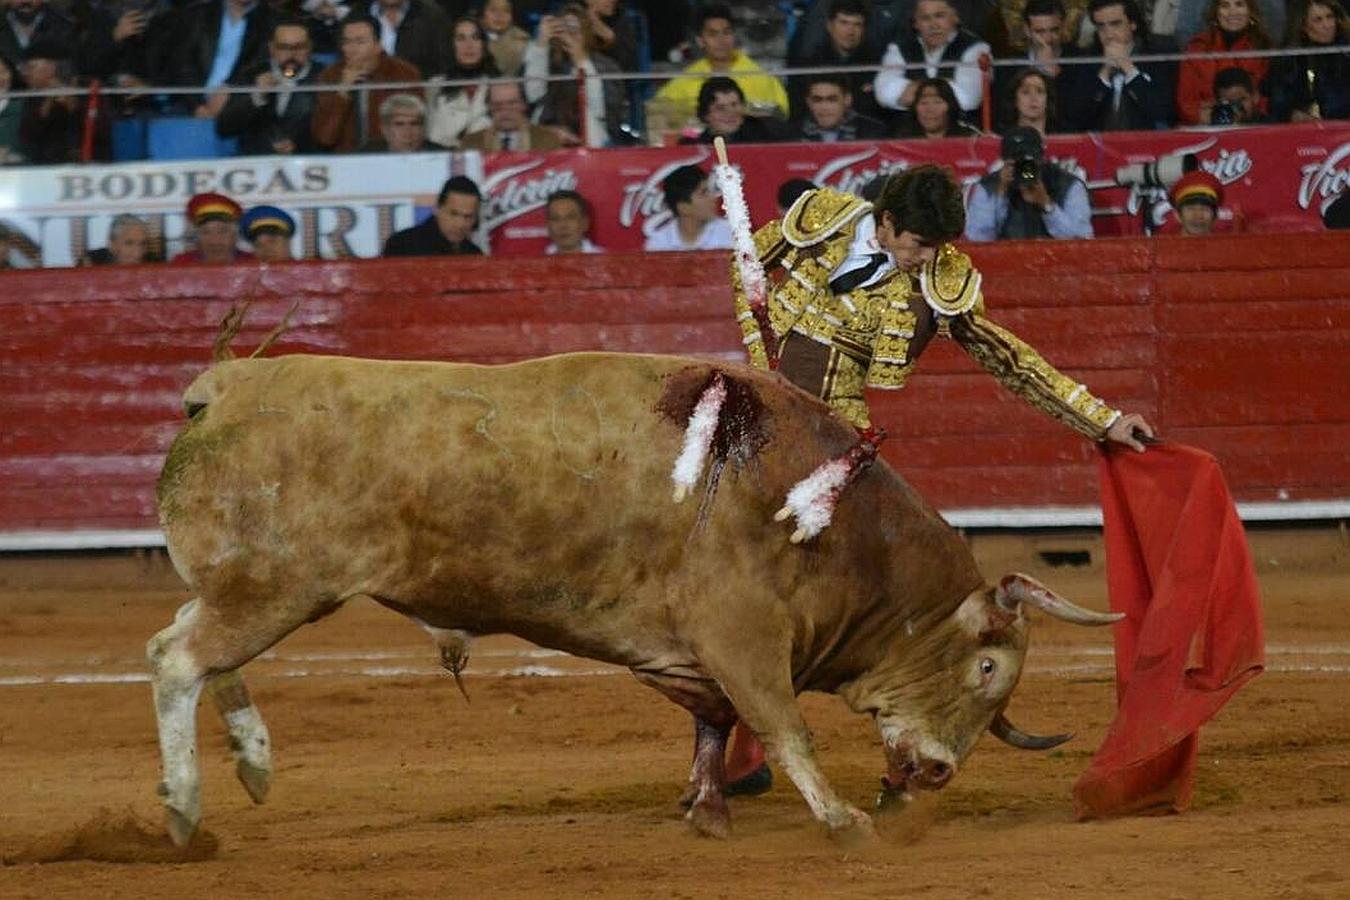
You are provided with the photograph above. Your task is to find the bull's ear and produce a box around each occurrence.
[954,588,1019,640]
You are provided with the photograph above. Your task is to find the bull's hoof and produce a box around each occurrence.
[828,807,876,848]
[685,798,731,839]
[165,806,200,848]
[236,760,271,804]
[723,763,773,798]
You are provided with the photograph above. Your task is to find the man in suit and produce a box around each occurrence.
[311,13,420,153]
[460,80,563,151]
[163,0,275,118]
[370,0,451,79]
[0,0,77,81]
[1062,0,1177,131]
[383,175,484,256]
[217,19,323,155]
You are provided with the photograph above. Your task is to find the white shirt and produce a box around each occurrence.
[371,0,409,57]
[873,33,990,112]
[643,218,733,252]
[545,238,603,254]
[827,214,896,288]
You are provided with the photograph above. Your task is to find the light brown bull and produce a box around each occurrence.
[148,351,1119,846]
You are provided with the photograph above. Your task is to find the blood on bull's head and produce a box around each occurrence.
[839,573,1122,803]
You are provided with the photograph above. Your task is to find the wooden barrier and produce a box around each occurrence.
[1,233,1347,543]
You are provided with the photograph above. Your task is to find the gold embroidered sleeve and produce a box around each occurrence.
[728,219,786,370]
[949,305,1121,441]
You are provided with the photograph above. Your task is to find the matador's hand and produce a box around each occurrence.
[1105,412,1155,452]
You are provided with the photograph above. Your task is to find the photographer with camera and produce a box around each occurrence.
[1208,66,1271,123]
[965,126,1092,241]
[1176,0,1271,125]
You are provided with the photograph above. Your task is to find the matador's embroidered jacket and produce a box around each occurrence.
[730,187,1121,437]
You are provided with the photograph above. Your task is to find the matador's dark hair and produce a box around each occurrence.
[872,164,965,243]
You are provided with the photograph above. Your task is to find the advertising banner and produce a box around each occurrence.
[482,121,1350,254]
[3,122,1348,266]
[0,152,482,268]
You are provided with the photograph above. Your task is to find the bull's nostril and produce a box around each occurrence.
[928,762,952,785]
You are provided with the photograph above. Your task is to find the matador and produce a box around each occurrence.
[730,165,1152,446]
[717,164,1154,796]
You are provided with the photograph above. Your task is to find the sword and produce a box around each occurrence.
[713,136,778,368]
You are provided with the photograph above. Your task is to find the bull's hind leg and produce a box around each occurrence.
[207,670,272,804]
[632,669,737,838]
[147,600,209,846]
[148,593,334,846]
[683,717,733,838]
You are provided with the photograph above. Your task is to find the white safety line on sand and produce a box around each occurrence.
[5,643,1349,671]
[1,658,1347,688]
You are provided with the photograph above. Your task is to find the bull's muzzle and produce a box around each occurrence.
[880,742,955,805]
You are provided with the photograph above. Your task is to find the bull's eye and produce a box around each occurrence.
[979,657,997,677]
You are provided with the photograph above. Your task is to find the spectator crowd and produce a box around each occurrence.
[0,0,1347,164]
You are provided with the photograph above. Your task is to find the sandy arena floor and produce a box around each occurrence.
[0,527,1347,899]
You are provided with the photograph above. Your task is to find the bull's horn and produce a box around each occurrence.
[994,573,1124,626]
[990,713,1072,750]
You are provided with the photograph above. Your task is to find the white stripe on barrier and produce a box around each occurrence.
[4,495,1348,551]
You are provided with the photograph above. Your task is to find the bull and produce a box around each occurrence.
[148,351,1120,846]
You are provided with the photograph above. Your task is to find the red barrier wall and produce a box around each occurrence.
[2,233,1347,542]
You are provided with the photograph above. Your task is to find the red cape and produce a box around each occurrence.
[1073,443,1264,819]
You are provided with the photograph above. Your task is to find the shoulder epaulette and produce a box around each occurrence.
[780,187,872,249]
[919,243,982,316]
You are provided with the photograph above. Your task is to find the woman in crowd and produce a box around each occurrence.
[1176,0,1273,124]
[426,16,498,149]
[481,0,531,76]
[523,1,627,147]
[895,78,981,139]
[584,0,639,73]
[997,67,1061,136]
[0,56,24,165]
[1270,0,1350,120]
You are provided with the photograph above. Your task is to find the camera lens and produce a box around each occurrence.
[1015,158,1039,183]
[1212,101,1236,125]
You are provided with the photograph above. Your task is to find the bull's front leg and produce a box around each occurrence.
[700,647,875,842]
[755,709,874,841]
